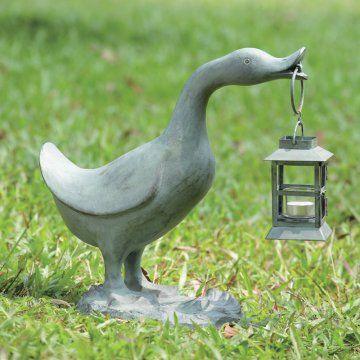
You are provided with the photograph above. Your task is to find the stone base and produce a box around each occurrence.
[77,284,242,327]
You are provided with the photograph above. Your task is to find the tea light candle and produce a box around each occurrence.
[286,200,315,217]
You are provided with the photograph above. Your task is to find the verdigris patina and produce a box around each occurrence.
[40,47,307,327]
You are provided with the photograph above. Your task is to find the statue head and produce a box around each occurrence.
[218,47,307,85]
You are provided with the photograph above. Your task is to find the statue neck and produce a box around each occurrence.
[162,57,231,146]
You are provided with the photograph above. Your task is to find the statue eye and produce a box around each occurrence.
[244,58,251,65]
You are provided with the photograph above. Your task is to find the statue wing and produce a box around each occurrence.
[40,141,168,216]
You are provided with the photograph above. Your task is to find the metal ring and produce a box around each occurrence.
[292,119,304,144]
[291,65,304,115]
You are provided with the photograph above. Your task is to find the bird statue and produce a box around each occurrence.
[40,47,307,326]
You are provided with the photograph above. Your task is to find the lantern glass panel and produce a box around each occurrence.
[283,165,314,186]
[320,164,327,188]
[321,194,327,218]
[282,187,315,218]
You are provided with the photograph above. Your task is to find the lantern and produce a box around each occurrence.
[265,135,333,241]
[265,64,333,241]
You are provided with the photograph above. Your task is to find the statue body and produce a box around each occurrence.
[40,47,306,326]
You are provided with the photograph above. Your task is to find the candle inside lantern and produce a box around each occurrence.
[286,200,315,217]
[283,187,315,218]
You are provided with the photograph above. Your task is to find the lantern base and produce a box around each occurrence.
[266,222,332,241]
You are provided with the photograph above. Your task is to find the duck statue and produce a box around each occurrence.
[40,47,307,326]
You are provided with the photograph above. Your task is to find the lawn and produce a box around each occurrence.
[0,0,359,358]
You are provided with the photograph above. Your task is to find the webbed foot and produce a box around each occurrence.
[78,284,162,321]
[108,287,159,308]
[139,279,179,297]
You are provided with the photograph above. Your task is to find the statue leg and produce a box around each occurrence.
[101,248,157,305]
[123,248,144,291]
[102,250,126,292]
[124,248,178,296]
[78,244,161,319]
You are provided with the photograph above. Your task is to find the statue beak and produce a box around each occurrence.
[275,47,308,80]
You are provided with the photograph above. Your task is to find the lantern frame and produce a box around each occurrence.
[265,136,333,241]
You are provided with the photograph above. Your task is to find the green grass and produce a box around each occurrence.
[0,0,359,358]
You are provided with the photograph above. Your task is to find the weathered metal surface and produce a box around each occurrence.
[266,222,332,241]
[40,47,307,326]
[264,145,333,162]
[279,136,317,150]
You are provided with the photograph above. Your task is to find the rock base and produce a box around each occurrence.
[78,284,241,327]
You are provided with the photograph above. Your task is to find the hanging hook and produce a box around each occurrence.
[290,65,305,115]
[290,64,305,144]
[292,117,304,144]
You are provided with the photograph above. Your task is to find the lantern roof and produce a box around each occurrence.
[264,136,333,162]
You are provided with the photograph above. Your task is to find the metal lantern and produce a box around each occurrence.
[265,64,333,241]
[265,136,333,241]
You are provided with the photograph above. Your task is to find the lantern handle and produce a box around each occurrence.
[290,65,304,115]
[293,118,304,144]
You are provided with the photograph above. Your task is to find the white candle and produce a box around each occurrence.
[286,200,315,217]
